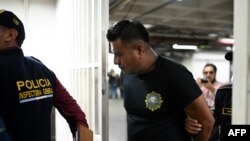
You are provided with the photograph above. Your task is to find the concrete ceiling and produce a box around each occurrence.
[109,0,233,57]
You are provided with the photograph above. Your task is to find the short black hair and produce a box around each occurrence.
[106,20,149,43]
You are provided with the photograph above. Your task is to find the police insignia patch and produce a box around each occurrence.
[145,91,163,111]
[13,18,20,25]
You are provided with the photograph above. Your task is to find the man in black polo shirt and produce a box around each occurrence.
[107,20,214,141]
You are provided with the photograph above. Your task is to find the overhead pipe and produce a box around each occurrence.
[133,0,176,20]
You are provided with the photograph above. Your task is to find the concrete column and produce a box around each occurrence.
[232,0,250,124]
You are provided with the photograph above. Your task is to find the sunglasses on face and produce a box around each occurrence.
[203,71,214,74]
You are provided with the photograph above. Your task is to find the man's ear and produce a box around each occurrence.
[5,29,18,42]
[135,43,145,55]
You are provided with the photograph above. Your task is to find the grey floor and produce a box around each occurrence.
[109,98,127,141]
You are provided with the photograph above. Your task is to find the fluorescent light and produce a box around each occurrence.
[172,44,198,50]
[208,33,218,38]
[143,24,153,29]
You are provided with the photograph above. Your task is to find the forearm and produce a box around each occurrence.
[53,79,89,134]
[185,95,215,141]
[194,119,215,141]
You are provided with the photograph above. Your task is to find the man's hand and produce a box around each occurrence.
[75,124,93,141]
[185,116,202,134]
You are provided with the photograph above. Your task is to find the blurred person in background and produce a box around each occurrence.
[196,63,224,111]
[107,69,118,99]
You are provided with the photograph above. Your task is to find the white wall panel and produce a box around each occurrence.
[0,0,109,140]
[233,0,250,124]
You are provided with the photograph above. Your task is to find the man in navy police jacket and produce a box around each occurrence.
[0,9,89,141]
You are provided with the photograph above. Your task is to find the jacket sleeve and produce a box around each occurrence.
[53,78,89,135]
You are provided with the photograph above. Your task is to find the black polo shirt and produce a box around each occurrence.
[122,55,201,141]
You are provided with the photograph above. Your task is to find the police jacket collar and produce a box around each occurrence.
[0,47,23,56]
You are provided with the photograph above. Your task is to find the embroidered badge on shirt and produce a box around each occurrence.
[145,91,163,111]
[222,107,232,115]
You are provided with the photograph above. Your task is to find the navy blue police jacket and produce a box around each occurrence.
[214,83,232,141]
[0,48,88,141]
